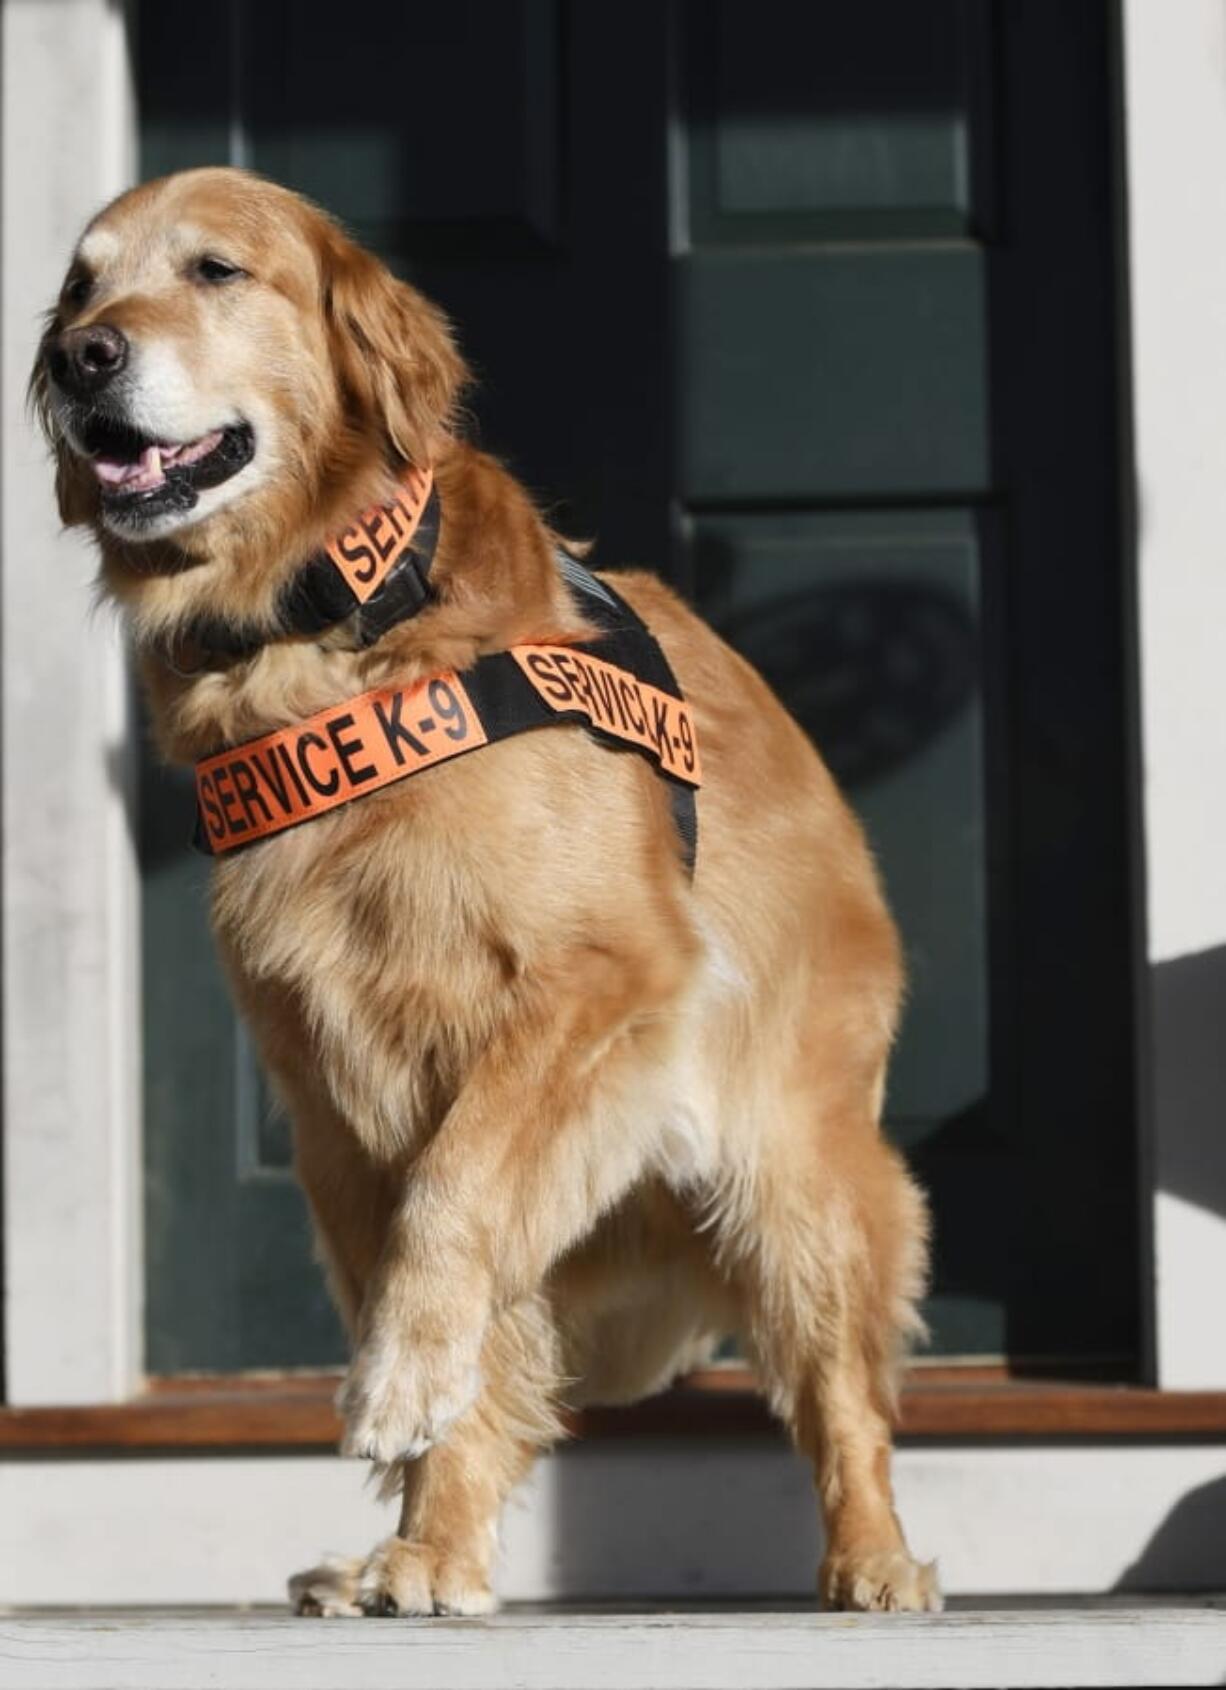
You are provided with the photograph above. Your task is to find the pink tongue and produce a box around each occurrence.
[90,429,226,493]
[93,444,164,492]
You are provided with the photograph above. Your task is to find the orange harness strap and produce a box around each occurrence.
[195,623,701,863]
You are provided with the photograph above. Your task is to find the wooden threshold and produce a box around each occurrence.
[2,1366,1226,1450]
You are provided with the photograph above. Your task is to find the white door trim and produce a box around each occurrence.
[0,0,141,1404]
[1120,0,1226,1388]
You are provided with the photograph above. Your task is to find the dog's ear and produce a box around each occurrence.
[320,227,468,470]
[28,315,95,528]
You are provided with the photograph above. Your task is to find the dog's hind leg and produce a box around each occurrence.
[721,1100,941,1613]
[291,1295,562,1617]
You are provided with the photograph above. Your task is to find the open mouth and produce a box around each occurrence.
[82,415,255,524]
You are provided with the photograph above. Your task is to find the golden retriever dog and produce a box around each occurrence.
[33,167,940,1616]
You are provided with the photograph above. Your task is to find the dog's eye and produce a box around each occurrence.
[63,271,93,308]
[192,255,246,285]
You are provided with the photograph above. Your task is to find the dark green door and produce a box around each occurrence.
[139,1,1138,1373]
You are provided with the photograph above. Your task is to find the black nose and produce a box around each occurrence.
[48,324,129,396]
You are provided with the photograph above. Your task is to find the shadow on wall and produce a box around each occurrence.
[1115,1474,1226,1593]
[1111,948,1226,1591]
[1150,943,1226,1226]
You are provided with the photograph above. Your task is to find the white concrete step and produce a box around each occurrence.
[0,1602,1222,1690]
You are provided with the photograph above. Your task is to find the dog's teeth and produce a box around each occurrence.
[177,428,224,465]
[92,444,165,492]
[125,445,165,491]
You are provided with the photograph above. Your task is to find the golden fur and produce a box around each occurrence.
[34,167,939,1614]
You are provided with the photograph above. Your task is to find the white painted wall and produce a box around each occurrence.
[1122,0,1226,1389]
[0,0,141,1403]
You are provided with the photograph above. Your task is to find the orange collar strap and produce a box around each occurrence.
[177,466,438,665]
[320,465,434,604]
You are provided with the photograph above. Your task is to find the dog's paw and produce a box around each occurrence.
[290,1539,496,1619]
[288,1555,366,1618]
[820,1549,943,1613]
[338,1326,482,1465]
[357,1538,498,1618]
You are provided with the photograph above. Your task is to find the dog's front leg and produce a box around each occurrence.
[339,946,687,1466]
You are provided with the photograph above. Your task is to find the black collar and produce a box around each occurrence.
[167,471,441,667]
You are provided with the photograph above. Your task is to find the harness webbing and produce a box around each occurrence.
[192,557,700,873]
[546,561,699,871]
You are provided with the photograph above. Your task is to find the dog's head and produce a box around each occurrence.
[31,167,466,553]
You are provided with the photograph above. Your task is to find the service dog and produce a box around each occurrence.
[34,167,939,1615]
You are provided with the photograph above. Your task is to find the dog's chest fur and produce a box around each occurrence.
[213,808,518,1160]
[208,722,679,1166]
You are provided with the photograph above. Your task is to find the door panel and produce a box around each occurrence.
[245,2,564,255]
[138,0,1137,1372]
[679,251,988,499]
[688,0,987,238]
[676,0,1136,1365]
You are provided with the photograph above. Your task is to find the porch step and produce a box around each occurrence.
[0,1602,1222,1690]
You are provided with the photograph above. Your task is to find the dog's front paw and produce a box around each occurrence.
[289,1555,365,1618]
[820,1548,943,1613]
[290,1539,497,1619]
[338,1324,482,1465]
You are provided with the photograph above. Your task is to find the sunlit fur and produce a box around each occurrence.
[35,167,940,1616]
